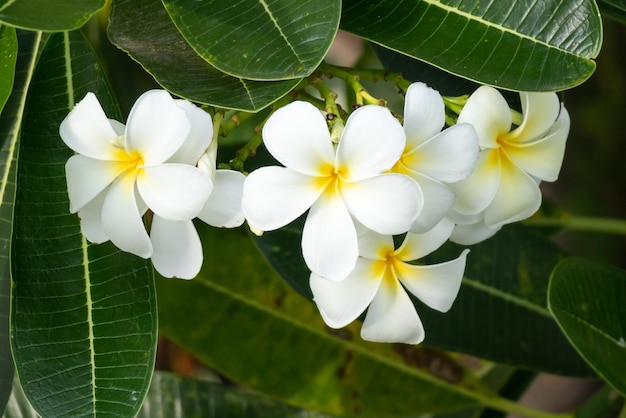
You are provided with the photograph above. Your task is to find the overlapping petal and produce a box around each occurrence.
[65,155,127,213]
[310,259,382,328]
[450,150,500,215]
[357,230,393,260]
[395,219,454,261]
[77,191,108,244]
[457,86,511,149]
[337,105,406,181]
[403,82,445,150]
[506,92,560,144]
[450,218,501,245]
[168,100,213,165]
[151,216,203,279]
[341,174,421,235]
[302,192,358,281]
[242,167,324,231]
[125,90,190,164]
[262,101,335,176]
[59,92,119,160]
[198,170,245,228]
[137,164,212,221]
[361,278,425,344]
[407,173,456,233]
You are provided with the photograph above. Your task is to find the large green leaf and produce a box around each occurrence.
[108,0,300,111]
[598,0,626,23]
[139,372,335,417]
[10,31,157,417]
[0,30,41,417]
[0,0,104,31]
[161,0,340,81]
[340,0,602,91]
[549,257,626,396]
[0,26,16,117]
[156,223,535,417]
[253,221,594,377]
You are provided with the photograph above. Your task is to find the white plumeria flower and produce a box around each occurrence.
[242,101,422,281]
[60,90,212,269]
[392,82,479,233]
[448,86,570,245]
[310,220,468,344]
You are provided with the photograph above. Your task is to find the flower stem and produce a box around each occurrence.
[524,215,626,236]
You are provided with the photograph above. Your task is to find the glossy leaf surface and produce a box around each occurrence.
[253,221,593,376]
[0,26,16,116]
[549,257,626,396]
[0,30,40,417]
[157,224,497,417]
[162,0,340,80]
[0,0,104,31]
[11,31,157,417]
[108,0,299,111]
[341,0,602,91]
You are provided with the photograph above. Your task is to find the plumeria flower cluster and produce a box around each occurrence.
[59,90,246,279]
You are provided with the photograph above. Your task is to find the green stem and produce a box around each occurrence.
[524,216,626,236]
[482,394,574,418]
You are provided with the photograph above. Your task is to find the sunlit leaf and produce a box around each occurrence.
[0,0,104,31]
[253,221,594,377]
[549,257,626,396]
[10,31,157,417]
[0,26,16,117]
[0,30,41,417]
[162,0,340,80]
[138,371,335,418]
[341,0,602,91]
[108,0,299,111]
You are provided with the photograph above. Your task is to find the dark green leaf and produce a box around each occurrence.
[254,222,594,376]
[549,257,626,396]
[0,30,41,417]
[341,0,602,91]
[156,224,518,417]
[598,0,626,23]
[108,0,300,111]
[161,0,340,80]
[0,26,16,117]
[138,371,335,418]
[11,31,157,417]
[0,0,104,31]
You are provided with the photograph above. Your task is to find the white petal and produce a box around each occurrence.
[458,86,511,149]
[302,193,358,281]
[484,156,542,226]
[65,155,126,213]
[506,92,560,144]
[337,105,406,181]
[503,107,569,182]
[59,92,120,160]
[310,259,382,328]
[125,90,190,164]
[396,219,454,261]
[403,82,445,150]
[450,219,501,245]
[341,174,422,235]
[198,170,245,228]
[167,100,213,165]
[262,101,335,176]
[408,123,479,183]
[102,175,152,258]
[77,190,109,244]
[242,166,322,231]
[450,149,500,215]
[409,174,456,233]
[137,164,212,221]
[357,230,393,261]
[361,279,424,344]
[150,216,203,279]
[396,249,469,312]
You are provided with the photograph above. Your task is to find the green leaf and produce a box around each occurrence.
[139,371,335,417]
[253,221,594,377]
[340,0,602,91]
[0,0,104,31]
[11,31,157,417]
[108,0,300,111]
[157,223,522,417]
[0,26,16,117]
[161,0,340,81]
[598,0,626,23]
[548,257,626,396]
[0,29,41,417]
